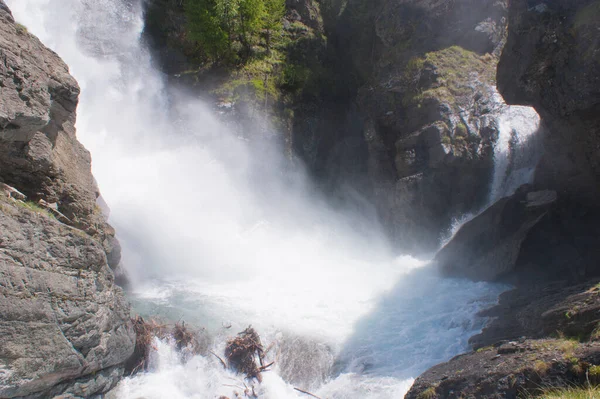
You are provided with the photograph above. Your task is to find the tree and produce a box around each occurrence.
[184,0,285,63]
[185,0,230,61]
[262,0,285,53]
[238,0,265,56]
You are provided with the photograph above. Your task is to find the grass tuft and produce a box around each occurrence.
[15,23,28,35]
[535,386,600,399]
[417,386,437,399]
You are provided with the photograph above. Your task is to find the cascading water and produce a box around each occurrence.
[440,91,543,247]
[489,92,543,203]
[8,1,508,397]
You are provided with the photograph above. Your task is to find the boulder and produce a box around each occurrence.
[0,0,100,233]
[436,186,556,281]
[0,199,135,398]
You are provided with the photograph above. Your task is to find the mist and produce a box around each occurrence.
[8,0,510,397]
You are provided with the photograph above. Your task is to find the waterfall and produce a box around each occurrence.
[7,1,507,397]
[489,92,543,203]
[440,91,542,247]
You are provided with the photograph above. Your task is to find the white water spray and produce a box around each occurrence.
[8,1,507,397]
[440,90,542,246]
[490,92,542,203]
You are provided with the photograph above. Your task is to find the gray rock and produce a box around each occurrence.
[0,198,135,398]
[0,1,102,233]
[498,0,600,204]
[0,4,135,398]
[353,0,508,253]
[436,186,556,281]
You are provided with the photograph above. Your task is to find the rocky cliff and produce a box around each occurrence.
[143,0,511,254]
[350,0,508,252]
[0,2,135,397]
[408,1,600,396]
[437,0,600,283]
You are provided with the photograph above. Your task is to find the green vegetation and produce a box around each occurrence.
[476,345,494,353]
[533,360,550,375]
[455,122,468,137]
[16,201,54,218]
[15,23,28,35]
[532,339,579,357]
[184,0,286,64]
[179,0,335,131]
[417,386,437,399]
[589,365,600,377]
[403,46,496,108]
[534,386,600,399]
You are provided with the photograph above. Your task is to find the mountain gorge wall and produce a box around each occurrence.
[437,0,600,283]
[407,1,600,396]
[348,0,509,252]
[143,0,512,254]
[0,2,135,397]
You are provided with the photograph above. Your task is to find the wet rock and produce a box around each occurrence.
[436,186,556,281]
[354,0,509,253]
[471,280,600,349]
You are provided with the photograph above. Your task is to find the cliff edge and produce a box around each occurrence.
[0,2,135,397]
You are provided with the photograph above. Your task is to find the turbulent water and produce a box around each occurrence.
[9,1,514,397]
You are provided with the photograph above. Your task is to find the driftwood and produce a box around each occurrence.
[125,317,206,375]
[225,326,265,382]
[211,350,228,369]
[125,316,169,375]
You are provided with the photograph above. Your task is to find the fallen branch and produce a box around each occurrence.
[210,350,228,370]
[259,361,274,371]
[294,387,322,399]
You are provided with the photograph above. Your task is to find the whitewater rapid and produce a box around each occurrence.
[8,1,514,397]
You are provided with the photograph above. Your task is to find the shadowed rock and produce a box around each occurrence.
[436,186,556,281]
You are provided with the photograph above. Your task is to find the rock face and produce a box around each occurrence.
[350,0,508,253]
[406,339,600,399]
[439,0,600,283]
[0,3,135,398]
[436,186,556,281]
[274,0,510,254]
[498,0,600,204]
[408,1,600,396]
[142,0,511,255]
[471,280,600,349]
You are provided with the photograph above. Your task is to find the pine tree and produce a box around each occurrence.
[263,0,285,53]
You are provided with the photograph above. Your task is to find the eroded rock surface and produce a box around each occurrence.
[406,339,600,399]
[0,3,134,397]
[498,0,600,204]
[345,0,508,253]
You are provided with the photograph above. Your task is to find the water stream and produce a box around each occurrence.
[6,1,526,397]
